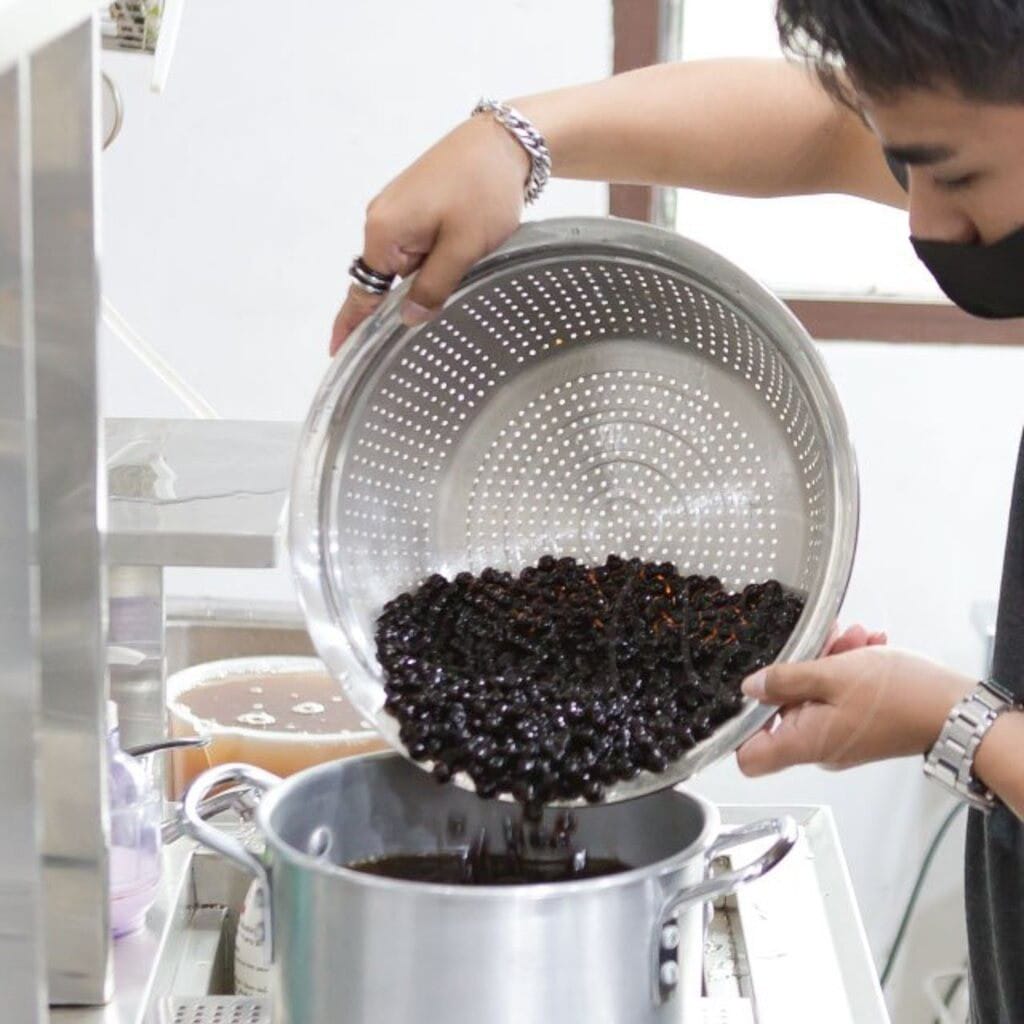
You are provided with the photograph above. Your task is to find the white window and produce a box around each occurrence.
[671,0,944,301]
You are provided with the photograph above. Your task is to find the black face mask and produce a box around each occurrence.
[912,227,1024,319]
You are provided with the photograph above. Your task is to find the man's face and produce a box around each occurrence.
[862,87,1024,245]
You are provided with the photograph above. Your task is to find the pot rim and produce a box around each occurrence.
[255,751,722,899]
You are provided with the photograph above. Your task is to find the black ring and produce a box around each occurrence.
[351,256,396,287]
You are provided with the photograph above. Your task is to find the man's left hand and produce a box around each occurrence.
[737,646,972,776]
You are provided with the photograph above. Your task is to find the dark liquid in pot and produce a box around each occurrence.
[348,851,631,885]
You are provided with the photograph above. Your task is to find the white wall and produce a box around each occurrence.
[101,4,1024,1021]
[100,0,611,424]
[101,0,612,602]
[675,0,945,299]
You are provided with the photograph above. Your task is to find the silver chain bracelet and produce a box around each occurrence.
[472,98,552,205]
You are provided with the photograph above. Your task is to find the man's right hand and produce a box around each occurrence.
[330,115,531,355]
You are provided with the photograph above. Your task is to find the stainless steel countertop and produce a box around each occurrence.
[713,804,889,1024]
[50,839,195,1024]
[106,419,300,568]
[49,802,889,1024]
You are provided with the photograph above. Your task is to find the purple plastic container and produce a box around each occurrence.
[107,702,162,937]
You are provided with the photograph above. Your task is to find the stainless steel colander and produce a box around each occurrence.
[290,217,858,803]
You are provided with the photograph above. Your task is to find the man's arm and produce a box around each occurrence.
[517,58,907,206]
[332,58,906,351]
[738,646,1024,820]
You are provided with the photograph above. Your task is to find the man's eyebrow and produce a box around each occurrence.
[882,143,956,166]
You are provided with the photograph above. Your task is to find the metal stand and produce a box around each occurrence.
[0,6,300,1012]
[0,32,47,1022]
[1,6,111,1010]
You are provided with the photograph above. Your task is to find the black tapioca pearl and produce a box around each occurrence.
[651,713,674,735]
[512,781,536,805]
[676,724,696,749]
[540,733,569,760]
[661,735,683,760]
[641,747,670,773]
[691,711,713,740]
[680,690,702,712]
[721,690,745,713]
[398,723,419,744]
[524,799,545,822]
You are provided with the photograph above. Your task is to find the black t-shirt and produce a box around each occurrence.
[967,435,1024,1024]
[886,152,1023,1023]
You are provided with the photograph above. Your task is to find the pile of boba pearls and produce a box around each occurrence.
[375,554,803,816]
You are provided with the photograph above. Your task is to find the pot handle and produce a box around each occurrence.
[182,763,282,958]
[653,815,798,1002]
[162,783,261,845]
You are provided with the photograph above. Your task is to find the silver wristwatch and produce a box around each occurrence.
[472,98,552,205]
[923,679,1016,812]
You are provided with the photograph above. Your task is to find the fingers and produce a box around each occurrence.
[737,701,834,776]
[329,219,490,355]
[824,623,889,656]
[827,623,870,656]
[400,223,491,328]
[329,199,431,355]
[330,285,381,356]
[742,660,835,706]
[329,248,426,356]
[823,622,840,655]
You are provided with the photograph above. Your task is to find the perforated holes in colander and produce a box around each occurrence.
[335,259,825,595]
[464,369,776,580]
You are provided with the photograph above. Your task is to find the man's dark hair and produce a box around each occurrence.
[775,0,1024,106]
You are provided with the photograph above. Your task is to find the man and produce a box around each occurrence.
[330,3,1024,1019]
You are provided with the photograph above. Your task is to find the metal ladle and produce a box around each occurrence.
[121,735,260,845]
[125,735,211,759]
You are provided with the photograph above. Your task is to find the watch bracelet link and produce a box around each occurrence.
[923,679,1016,812]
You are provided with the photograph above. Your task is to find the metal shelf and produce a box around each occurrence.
[107,419,300,568]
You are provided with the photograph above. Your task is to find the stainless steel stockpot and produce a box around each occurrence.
[184,752,796,1024]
